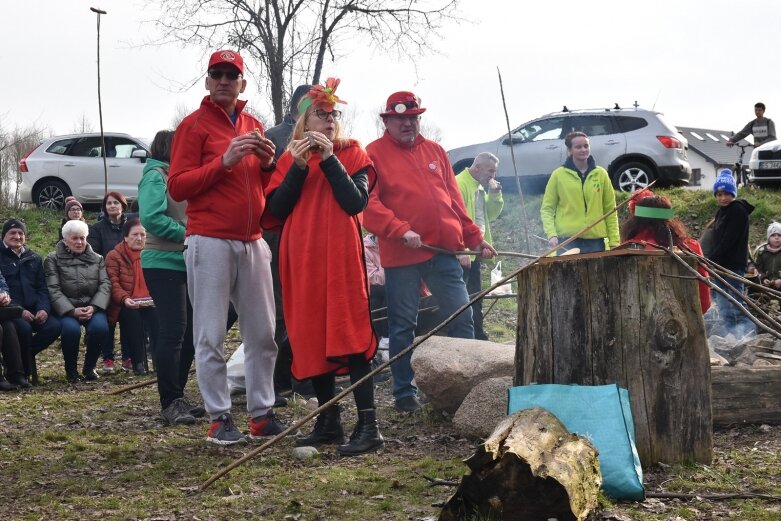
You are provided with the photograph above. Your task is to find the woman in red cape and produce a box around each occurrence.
[262,78,383,456]
[620,191,711,314]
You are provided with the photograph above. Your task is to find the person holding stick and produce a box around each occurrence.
[363,91,496,413]
[540,131,619,254]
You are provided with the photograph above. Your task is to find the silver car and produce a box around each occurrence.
[18,132,149,209]
[447,107,691,192]
[748,139,781,186]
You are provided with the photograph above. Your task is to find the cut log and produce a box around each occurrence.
[711,366,781,425]
[515,250,713,466]
[439,407,601,521]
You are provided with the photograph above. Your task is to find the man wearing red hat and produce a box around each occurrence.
[364,91,496,412]
[168,49,289,445]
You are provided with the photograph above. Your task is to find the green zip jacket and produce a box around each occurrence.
[138,159,187,272]
[455,168,504,248]
[540,157,619,248]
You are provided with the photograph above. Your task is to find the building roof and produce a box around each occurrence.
[677,126,752,167]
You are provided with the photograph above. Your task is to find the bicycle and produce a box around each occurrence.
[731,142,752,187]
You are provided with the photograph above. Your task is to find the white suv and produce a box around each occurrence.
[447,107,691,193]
[748,139,781,186]
[19,133,149,209]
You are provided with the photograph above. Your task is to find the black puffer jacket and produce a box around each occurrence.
[88,215,127,257]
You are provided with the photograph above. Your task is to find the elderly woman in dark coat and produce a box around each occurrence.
[45,220,111,383]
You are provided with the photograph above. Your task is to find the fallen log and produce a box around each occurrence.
[439,407,601,521]
[711,366,781,425]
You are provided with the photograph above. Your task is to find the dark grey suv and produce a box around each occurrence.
[447,107,691,192]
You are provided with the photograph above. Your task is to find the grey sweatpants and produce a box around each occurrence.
[184,234,277,420]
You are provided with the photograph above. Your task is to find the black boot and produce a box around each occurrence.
[0,376,19,392]
[133,362,147,376]
[296,405,345,447]
[65,369,81,384]
[337,409,384,456]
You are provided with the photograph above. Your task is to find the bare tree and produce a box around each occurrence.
[0,123,44,208]
[72,113,94,133]
[170,102,194,129]
[149,0,460,124]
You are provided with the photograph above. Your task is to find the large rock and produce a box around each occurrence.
[411,336,513,413]
[453,376,513,439]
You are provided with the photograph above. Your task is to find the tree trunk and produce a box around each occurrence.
[439,407,601,521]
[515,250,713,466]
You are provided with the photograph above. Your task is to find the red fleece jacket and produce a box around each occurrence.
[364,132,483,268]
[168,96,271,241]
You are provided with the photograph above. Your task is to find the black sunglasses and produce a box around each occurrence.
[208,69,242,81]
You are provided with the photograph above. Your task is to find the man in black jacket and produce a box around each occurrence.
[0,219,62,383]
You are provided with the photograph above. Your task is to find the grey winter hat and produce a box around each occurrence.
[767,222,781,239]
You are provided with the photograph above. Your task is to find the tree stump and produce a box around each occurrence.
[515,250,713,465]
[711,366,781,425]
[439,407,601,521]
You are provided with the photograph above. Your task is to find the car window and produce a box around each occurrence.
[69,137,105,158]
[514,117,565,142]
[572,116,614,137]
[109,137,142,159]
[615,116,648,133]
[46,138,77,155]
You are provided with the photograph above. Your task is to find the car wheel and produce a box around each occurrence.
[33,180,71,210]
[451,159,473,176]
[612,161,655,192]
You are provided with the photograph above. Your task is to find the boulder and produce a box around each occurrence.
[453,376,513,440]
[411,336,514,413]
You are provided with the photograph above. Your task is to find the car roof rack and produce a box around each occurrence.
[543,103,646,118]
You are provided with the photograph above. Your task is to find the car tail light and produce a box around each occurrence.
[18,148,35,173]
[656,135,682,149]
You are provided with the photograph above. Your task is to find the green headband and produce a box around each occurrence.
[298,96,313,114]
[634,206,674,219]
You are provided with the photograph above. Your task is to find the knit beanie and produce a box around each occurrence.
[713,169,737,197]
[2,218,27,238]
[768,222,781,239]
[65,199,83,215]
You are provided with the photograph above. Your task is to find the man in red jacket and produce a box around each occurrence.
[363,91,496,412]
[168,49,289,445]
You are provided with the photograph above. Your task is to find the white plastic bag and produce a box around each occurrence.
[488,261,513,296]
[227,343,246,395]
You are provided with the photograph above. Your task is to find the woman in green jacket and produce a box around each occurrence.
[138,130,203,426]
[540,131,619,254]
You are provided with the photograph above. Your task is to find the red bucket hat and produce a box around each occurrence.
[380,91,426,117]
[207,50,244,74]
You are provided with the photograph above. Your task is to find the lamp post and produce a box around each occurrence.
[90,6,108,195]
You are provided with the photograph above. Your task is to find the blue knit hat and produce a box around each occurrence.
[713,169,737,197]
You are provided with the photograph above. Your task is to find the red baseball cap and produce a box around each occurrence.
[380,91,426,117]
[207,50,244,74]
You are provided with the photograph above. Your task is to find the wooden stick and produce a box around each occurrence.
[109,378,158,395]
[421,243,537,259]
[199,187,646,491]
[651,245,781,339]
[497,67,532,254]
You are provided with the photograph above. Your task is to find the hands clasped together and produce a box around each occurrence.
[222,129,276,169]
[290,131,333,168]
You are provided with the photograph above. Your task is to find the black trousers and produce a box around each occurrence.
[462,258,485,339]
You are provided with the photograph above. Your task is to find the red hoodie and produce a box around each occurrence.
[364,132,483,268]
[169,96,271,241]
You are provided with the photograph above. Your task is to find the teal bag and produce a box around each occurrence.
[508,383,645,500]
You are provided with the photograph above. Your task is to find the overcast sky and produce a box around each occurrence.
[2,0,778,151]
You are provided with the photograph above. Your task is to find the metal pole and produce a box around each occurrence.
[90,7,108,195]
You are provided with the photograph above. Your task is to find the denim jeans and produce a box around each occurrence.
[710,269,755,337]
[385,254,474,401]
[60,312,109,374]
[462,257,485,339]
[14,315,62,377]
